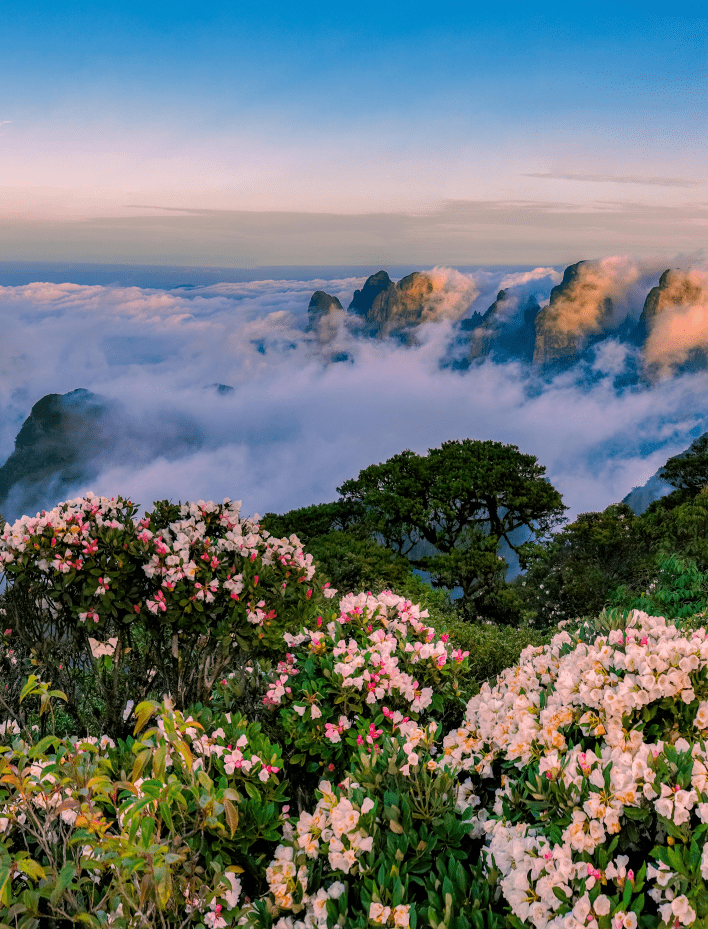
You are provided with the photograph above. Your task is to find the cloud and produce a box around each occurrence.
[524,172,702,188]
[3,201,708,266]
[2,261,708,528]
[643,269,708,371]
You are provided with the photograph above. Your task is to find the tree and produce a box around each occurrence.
[337,439,565,621]
[260,500,368,544]
[518,503,652,628]
[261,502,412,595]
[661,433,708,495]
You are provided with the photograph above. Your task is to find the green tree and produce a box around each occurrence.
[260,500,368,544]
[261,503,413,595]
[337,439,565,621]
[660,433,708,495]
[518,503,652,628]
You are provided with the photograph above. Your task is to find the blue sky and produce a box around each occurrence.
[1,1,706,264]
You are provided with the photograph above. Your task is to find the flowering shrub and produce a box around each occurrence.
[0,494,331,738]
[440,610,708,929]
[10,489,708,928]
[262,591,473,780]
[240,729,504,929]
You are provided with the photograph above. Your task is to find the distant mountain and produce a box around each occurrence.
[303,261,708,375]
[0,387,217,521]
[622,473,673,515]
[622,432,708,514]
[347,270,470,340]
[463,290,540,364]
[0,389,115,519]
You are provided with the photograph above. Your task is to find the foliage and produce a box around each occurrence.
[261,504,416,600]
[337,438,565,620]
[301,531,414,599]
[518,503,653,628]
[239,734,506,929]
[441,609,708,929]
[660,433,708,495]
[11,485,708,927]
[0,693,284,927]
[262,591,475,784]
[611,553,708,622]
[260,502,370,546]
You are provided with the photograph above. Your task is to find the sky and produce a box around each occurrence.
[1,1,707,264]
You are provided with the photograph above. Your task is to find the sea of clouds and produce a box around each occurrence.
[1,259,708,524]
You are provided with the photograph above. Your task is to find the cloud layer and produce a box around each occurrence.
[2,260,708,524]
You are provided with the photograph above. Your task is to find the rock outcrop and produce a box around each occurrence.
[0,389,114,519]
[464,290,540,363]
[533,262,615,366]
[306,291,345,344]
[634,269,706,345]
[0,389,205,522]
[347,270,443,339]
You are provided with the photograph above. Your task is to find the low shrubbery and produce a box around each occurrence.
[5,494,708,928]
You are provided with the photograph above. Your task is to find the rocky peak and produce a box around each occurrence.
[348,271,395,318]
[307,291,343,317]
[634,269,704,343]
[464,291,540,363]
[533,261,614,366]
[0,389,112,518]
[306,290,345,345]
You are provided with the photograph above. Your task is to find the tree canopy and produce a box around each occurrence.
[337,439,565,555]
[337,439,565,619]
[661,433,708,495]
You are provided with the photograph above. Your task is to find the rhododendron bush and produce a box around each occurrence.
[439,610,708,929]
[6,494,708,928]
[264,590,472,780]
[0,494,330,738]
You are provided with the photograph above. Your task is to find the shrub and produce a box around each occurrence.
[0,694,287,927]
[262,591,475,787]
[0,495,332,739]
[18,495,708,928]
[442,609,708,928]
[239,732,505,929]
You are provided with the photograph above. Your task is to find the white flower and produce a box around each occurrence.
[89,637,118,658]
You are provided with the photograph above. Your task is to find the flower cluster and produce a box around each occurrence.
[264,590,473,774]
[439,610,708,928]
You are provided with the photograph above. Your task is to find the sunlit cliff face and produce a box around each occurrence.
[532,258,643,365]
[642,270,708,375]
[363,268,479,339]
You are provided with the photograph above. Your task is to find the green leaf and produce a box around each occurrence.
[223,798,239,838]
[158,801,173,831]
[49,864,77,906]
[0,868,11,907]
[16,859,45,882]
